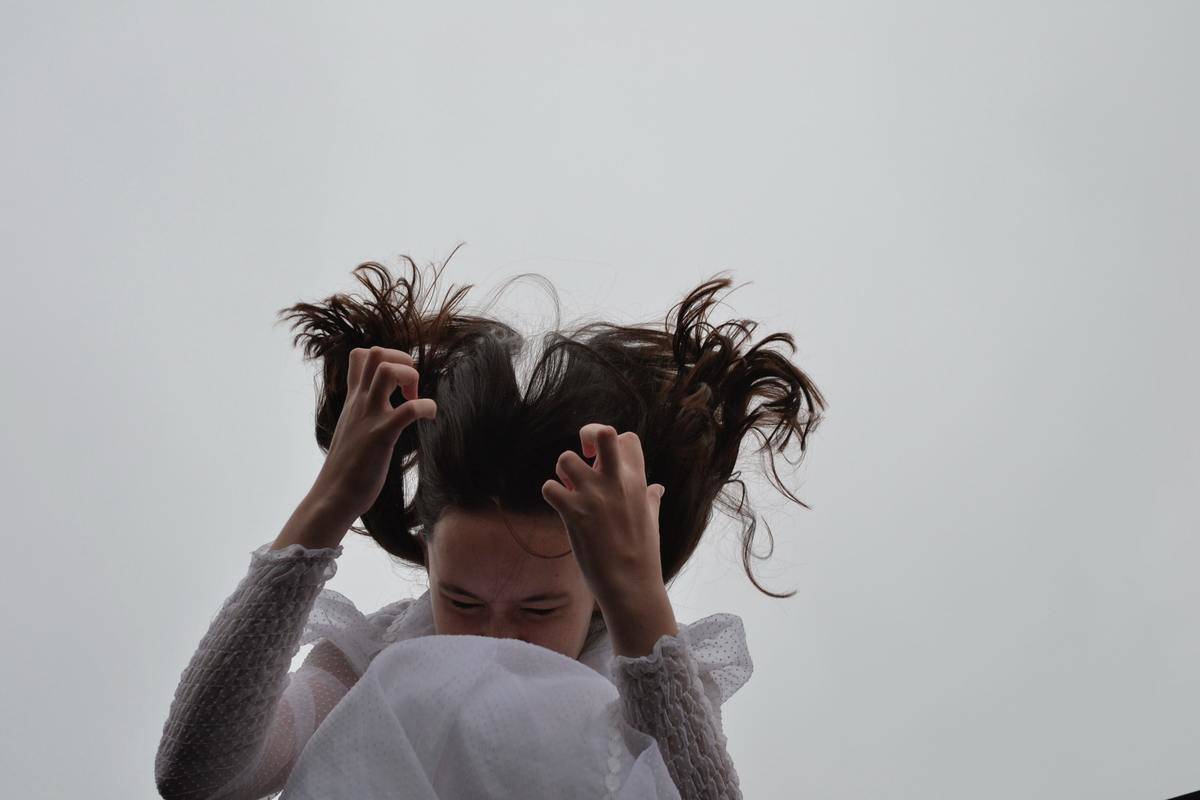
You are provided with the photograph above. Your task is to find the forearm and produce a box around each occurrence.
[154,541,342,800]
[271,491,357,552]
[606,590,743,800]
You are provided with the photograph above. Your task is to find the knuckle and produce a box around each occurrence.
[382,361,408,375]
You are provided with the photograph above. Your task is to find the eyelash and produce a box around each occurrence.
[449,599,556,616]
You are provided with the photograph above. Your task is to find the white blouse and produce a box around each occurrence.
[155,539,753,800]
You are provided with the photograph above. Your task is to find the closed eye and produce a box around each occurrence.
[448,599,558,616]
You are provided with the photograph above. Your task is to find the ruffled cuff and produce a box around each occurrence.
[250,538,344,561]
[247,539,343,583]
[612,613,753,710]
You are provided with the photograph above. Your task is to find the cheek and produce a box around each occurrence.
[432,601,474,636]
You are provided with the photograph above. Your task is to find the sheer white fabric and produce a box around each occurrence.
[279,634,684,798]
[155,539,753,800]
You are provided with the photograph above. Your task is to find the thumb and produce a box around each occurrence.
[648,483,666,504]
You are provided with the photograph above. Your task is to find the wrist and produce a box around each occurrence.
[272,492,357,551]
[599,583,678,659]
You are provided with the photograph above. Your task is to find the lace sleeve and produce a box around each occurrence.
[609,614,752,800]
[154,541,349,800]
[219,640,362,799]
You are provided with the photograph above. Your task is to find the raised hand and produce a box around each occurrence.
[540,423,667,615]
[311,346,437,520]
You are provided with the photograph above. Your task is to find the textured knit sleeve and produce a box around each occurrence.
[154,540,352,800]
[609,613,752,800]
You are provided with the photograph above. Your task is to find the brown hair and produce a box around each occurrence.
[275,244,828,598]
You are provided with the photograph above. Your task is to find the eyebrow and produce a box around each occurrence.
[438,581,569,603]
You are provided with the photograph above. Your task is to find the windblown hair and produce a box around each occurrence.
[275,244,828,598]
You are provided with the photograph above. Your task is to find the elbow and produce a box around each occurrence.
[155,740,186,799]
[154,762,196,800]
[155,773,192,800]
[155,774,226,800]
[155,753,224,800]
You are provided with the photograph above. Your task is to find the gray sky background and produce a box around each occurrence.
[3,2,1197,798]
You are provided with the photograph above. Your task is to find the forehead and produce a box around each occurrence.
[429,507,579,591]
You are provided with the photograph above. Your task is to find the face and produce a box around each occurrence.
[421,505,600,660]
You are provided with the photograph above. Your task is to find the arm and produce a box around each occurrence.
[154,542,356,800]
[228,640,361,799]
[605,589,745,800]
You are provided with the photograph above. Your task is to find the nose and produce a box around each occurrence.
[481,616,525,643]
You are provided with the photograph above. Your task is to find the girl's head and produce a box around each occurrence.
[277,246,828,658]
[418,503,600,660]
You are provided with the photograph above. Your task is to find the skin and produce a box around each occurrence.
[418,425,679,661]
[420,505,602,660]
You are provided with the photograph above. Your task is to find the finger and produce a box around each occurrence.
[348,348,366,393]
[645,484,663,519]
[555,449,593,492]
[592,425,623,476]
[368,362,420,412]
[618,431,646,475]
[359,346,416,397]
[579,423,607,462]
[541,478,574,516]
